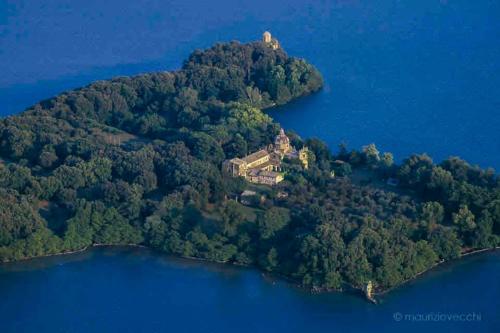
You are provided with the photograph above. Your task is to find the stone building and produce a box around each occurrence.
[274,128,292,156]
[222,149,278,177]
[262,31,280,50]
[247,169,284,186]
[262,31,272,43]
[364,280,376,303]
[298,147,310,169]
[222,128,305,185]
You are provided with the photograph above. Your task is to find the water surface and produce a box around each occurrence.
[1,0,499,167]
[0,1,499,332]
[0,247,498,333]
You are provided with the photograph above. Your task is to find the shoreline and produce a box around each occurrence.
[0,243,148,264]
[372,246,500,297]
[2,243,498,302]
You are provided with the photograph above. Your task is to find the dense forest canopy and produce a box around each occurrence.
[0,39,498,293]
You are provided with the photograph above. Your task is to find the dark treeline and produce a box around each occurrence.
[0,40,497,292]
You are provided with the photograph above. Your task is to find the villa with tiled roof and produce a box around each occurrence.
[222,128,309,185]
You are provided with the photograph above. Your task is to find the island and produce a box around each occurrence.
[0,32,498,299]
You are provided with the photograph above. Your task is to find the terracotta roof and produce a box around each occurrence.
[228,158,247,165]
[248,160,278,170]
[243,149,269,164]
[257,170,282,178]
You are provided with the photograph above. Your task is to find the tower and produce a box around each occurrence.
[262,31,272,43]
[274,128,291,154]
[262,31,280,50]
[364,280,374,300]
[299,147,309,169]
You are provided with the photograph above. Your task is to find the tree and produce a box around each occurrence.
[419,202,444,237]
[1,38,498,296]
[380,152,394,168]
[220,201,246,237]
[471,211,496,248]
[268,65,286,101]
[39,150,58,169]
[63,204,94,250]
[324,271,342,290]
[144,215,167,248]
[257,207,290,239]
[430,227,462,260]
[344,238,372,287]
[427,166,454,199]
[453,205,476,233]
[333,161,352,177]
[262,247,278,271]
[362,143,380,165]
[398,154,434,191]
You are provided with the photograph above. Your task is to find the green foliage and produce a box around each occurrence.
[453,205,476,231]
[0,189,45,246]
[0,39,497,294]
[429,227,462,260]
[362,143,380,165]
[419,201,444,237]
[324,271,342,290]
[94,208,144,245]
[220,201,246,237]
[257,207,290,239]
[262,247,279,271]
[63,202,95,250]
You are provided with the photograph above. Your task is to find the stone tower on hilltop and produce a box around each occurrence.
[262,31,272,43]
[262,31,280,50]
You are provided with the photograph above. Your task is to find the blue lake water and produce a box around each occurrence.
[1,1,499,332]
[1,0,499,168]
[0,247,499,333]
